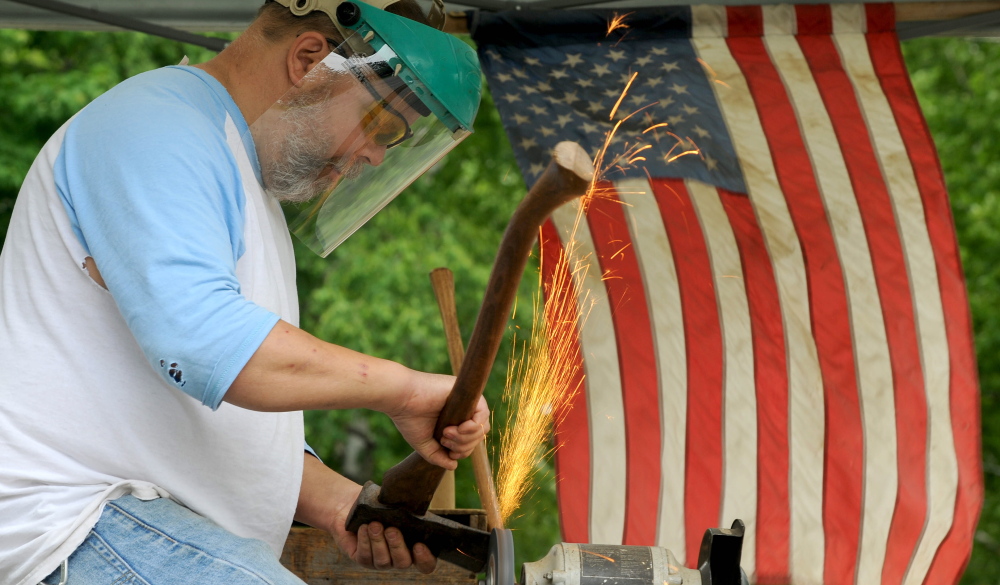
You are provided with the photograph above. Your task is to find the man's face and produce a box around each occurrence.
[253,66,420,204]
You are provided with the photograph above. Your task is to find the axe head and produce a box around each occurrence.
[346,481,491,572]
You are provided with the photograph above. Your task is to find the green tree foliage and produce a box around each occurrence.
[0,29,224,242]
[1,26,998,580]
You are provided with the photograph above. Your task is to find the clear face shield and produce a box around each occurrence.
[248,29,474,256]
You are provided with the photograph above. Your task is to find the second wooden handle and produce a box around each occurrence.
[430,268,504,530]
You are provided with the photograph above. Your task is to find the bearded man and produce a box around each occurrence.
[0,1,486,584]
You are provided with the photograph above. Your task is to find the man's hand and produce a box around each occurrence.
[297,455,438,573]
[388,370,490,469]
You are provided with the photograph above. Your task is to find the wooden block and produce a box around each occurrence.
[281,521,484,585]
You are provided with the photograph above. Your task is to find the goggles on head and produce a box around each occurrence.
[255,0,482,257]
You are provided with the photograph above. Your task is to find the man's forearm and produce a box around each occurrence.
[225,320,415,413]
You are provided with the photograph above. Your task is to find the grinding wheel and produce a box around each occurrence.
[486,528,515,585]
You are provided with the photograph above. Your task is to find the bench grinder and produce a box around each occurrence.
[484,520,749,585]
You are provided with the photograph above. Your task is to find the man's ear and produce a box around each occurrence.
[286,31,330,86]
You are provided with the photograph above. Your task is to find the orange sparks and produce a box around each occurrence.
[581,550,617,562]
[697,57,731,89]
[609,72,638,121]
[495,251,589,523]
[696,58,717,79]
[606,12,633,36]
[610,243,632,260]
[496,76,706,522]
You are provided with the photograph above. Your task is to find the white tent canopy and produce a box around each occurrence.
[0,0,998,41]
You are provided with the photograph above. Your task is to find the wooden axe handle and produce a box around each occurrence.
[429,267,504,530]
[377,142,593,515]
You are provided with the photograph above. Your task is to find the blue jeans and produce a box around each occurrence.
[40,495,305,585]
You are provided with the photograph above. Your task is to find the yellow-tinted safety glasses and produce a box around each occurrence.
[358,75,413,148]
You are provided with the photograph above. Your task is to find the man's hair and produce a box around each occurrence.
[256,0,430,45]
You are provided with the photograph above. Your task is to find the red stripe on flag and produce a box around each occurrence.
[865,8,984,582]
[586,187,662,545]
[796,4,832,35]
[719,189,791,583]
[725,29,864,585]
[543,219,592,544]
[649,178,724,565]
[797,12,930,585]
[866,3,896,33]
[727,5,763,37]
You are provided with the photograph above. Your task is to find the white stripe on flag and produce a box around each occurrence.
[686,179,758,578]
[692,30,827,584]
[765,28,898,585]
[551,200,628,544]
[762,4,796,36]
[616,178,689,563]
[691,4,727,38]
[833,20,960,584]
[831,3,866,34]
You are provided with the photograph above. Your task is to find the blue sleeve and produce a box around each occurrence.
[54,71,279,409]
[305,442,321,461]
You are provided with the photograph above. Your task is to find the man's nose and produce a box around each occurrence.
[360,142,387,167]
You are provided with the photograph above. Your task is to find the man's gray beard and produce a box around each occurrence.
[259,108,365,204]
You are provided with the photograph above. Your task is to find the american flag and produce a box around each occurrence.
[473,4,982,585]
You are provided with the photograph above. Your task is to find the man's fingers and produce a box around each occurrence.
[384,527,413,569]
[441,419,488,458]
[413,542,438,574]
[354,524,374,568]
[367,522,393,570]
[432,450,459,469]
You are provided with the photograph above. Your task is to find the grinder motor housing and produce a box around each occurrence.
[516,520,749,585]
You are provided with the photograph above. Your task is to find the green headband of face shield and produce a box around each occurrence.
[264,0,482,256]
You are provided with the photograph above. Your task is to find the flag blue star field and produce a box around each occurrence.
[474,8,746,192]
[473,5,981,585]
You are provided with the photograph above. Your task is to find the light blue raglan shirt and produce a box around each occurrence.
[0,67,307,585]
[56,66,279,407]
